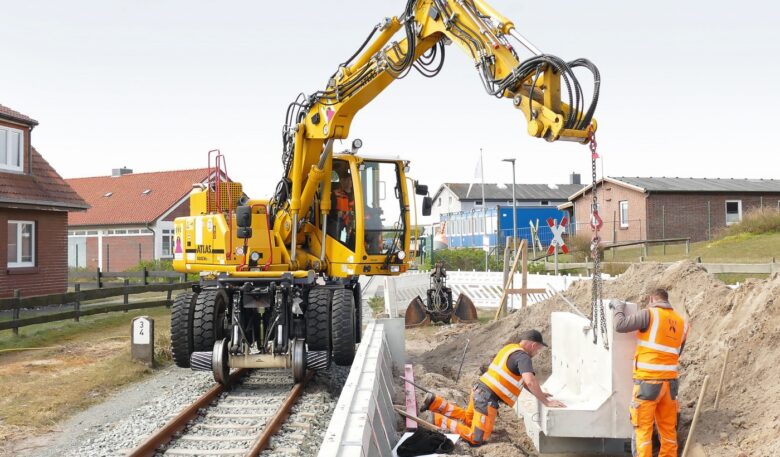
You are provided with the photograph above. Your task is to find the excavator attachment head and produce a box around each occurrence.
[405,296,430,328]
[453,294,478,323]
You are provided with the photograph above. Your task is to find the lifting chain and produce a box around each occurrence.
[588,130,608,349]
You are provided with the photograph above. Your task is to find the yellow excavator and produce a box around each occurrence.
[170,0,599,384]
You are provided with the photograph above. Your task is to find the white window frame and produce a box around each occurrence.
[8,220,35,268]
[619,200,629,228]
[0,125,24,172]
[725,200,742,225]
[161,229,175,258]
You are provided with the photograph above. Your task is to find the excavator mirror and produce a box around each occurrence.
[236,205,252,239]
[422,196,433,216]
[415,183,428,196]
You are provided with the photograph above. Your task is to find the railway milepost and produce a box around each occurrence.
[131,316,155,367]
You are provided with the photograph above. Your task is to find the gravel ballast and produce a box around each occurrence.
[20,362,349,457]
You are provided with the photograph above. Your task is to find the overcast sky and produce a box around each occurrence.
[2,0,778,200]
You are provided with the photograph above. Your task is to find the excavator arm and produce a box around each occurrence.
[274,0,600,252]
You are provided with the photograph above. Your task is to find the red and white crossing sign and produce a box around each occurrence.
[547,217,569,255]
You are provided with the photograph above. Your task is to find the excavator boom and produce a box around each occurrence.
[169,0,600,387]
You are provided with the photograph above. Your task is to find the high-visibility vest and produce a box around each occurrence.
[479,344,526,407]
[334,189,353,212]
[334,189,354,226]
[633,306,688,380]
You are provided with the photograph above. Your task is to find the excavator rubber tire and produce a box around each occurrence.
[405,296,431,328]
[331,288,356,366]
[192,289,228,352]
[171,291,197,368]
[453,294,479,323]
[306,288,332,351]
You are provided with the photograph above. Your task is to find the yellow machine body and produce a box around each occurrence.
[173,154,411,279]
[172,0,599,286]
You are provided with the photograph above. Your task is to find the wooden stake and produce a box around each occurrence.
[682,375,709,457]
[494,245,523,321]
[521,239,528,309]
[394,406,440,432]
[713,346,730,410]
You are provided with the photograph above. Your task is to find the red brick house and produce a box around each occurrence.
[66,168,212,271]
[565,177,780,243]
[0,104,89,298]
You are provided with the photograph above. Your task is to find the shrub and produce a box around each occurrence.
[431,248,503,271]
[719,208,780,237]
[368,296,385,317]
[566,234,598,262]
[126,259,174,273]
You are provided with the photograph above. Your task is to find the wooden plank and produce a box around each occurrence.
[148,271,183,278]
[101,271,144,279]
[67,272,97,280]
[0,300,171,331]
[520,239,528,308]
[403,364,418,430]
[494,246,524,320]
[506,288,547,295]
[0,283,193,310]
[700,263,772,274]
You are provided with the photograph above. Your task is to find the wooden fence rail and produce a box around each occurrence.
[543,261,780,275]
[68,268,187,289]
[0,282,194,334]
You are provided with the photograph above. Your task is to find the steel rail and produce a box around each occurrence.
[126,368,245,457]
[245,370,314,456]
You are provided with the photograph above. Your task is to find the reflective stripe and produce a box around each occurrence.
[444,403,454,416]
[446,418,457,433]
[636,361,678,372]
[648,308,660,342]
[482,377,517,402]
[637,339,680,355]
[488,363,524,389]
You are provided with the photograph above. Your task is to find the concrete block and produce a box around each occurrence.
[516,301,637,454]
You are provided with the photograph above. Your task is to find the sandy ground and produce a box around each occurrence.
[404,261,780,457]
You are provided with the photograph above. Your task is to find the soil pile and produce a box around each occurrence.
[408,261,780,456]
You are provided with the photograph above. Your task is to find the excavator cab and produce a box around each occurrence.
[322,154,417,277]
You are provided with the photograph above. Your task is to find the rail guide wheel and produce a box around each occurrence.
[292,338,307,383]
[212,338,230,385]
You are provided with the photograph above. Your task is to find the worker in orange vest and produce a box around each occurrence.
[331,172,355,249]
[612,289,689,457]
[421,330,565,446]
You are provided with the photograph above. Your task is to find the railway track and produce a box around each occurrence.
[127,368,314,457]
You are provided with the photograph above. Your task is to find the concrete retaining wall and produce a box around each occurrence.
[318,321,399,457]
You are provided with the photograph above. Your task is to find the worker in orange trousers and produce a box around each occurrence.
[421,330,565,446]
[613,288,689,457]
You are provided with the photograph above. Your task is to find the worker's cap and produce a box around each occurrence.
[519,329,548,347]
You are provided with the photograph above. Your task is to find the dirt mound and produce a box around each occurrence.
[409,261,780,456]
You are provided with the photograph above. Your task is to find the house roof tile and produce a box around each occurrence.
[613,176,780,193]
[436,182,586,202]
[0,148,88,210]
[568,177,780,201]
[66,168,211,226]
[0,104,38,126]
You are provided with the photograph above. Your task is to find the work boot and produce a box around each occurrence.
[420,393,435,413]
